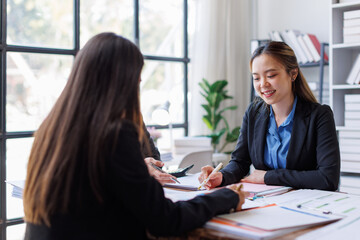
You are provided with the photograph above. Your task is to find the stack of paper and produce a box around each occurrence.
[205,203,343,240]
[6,180,25,199]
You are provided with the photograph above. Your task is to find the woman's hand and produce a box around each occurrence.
[241,169,266,184]
[198,165,223,190]
[144,157,178,185]
[226,183,249,211]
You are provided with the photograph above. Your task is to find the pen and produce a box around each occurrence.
[253,186,292,198]
[198,163,223,190]
[236,184,243,192]
[150,163,180,184]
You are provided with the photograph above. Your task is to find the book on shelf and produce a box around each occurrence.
[341,153,360,161]
[344,9,360,20]
[306,33,329,61]
[340,175,360,188]
[343,33,360,43]
[303,34,321,62]
[345,111,360,119]
[345,102,360,111]
[345,119,360,127]
[345,54,360,85]
[341,161,360,173]
[343,26,360,35]
[268,30,283,42]
[344,17,360,27]
[339,138,360,146]
[339,185,360,195]
[340,145,360,154]
[286,30,309,63]
[267,30,327,64]
[345,94,360,102]
[338,129,360,139]
[297,35,315,62]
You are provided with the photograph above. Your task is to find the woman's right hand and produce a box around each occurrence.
[226,183,249,211]
[198,165,223,189]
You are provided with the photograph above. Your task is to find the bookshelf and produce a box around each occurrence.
[250,40,329,103]
[331,0,360,194]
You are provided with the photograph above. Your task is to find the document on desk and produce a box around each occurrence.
[297,213,360,240]
[164,172,203,191]
[164,188,267,209]
[205,203,343,240]
[265,189,360,217]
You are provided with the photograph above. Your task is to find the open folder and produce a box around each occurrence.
[205,203,343,240]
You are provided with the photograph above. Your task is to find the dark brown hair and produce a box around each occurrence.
[250,41,317,103]
[23,33,144,225]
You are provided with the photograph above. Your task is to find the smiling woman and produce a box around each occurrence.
[198,41,340,191]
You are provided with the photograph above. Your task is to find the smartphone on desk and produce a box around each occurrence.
[167,164,194,178]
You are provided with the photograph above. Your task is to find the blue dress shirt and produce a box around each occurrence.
[264,96,298,169]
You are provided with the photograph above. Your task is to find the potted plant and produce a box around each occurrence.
[199,78,240,154]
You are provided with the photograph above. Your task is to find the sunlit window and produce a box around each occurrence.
[7,0,74,49]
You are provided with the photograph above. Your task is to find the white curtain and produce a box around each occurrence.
[189,0,252,152]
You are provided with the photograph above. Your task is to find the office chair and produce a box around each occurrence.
[178,150,213,174]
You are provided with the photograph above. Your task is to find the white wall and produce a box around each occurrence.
[253,0,331,104]
[255,0,330,42]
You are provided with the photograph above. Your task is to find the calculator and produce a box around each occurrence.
[167,164,194,178]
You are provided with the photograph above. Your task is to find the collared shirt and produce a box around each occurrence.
[264,96,298,169]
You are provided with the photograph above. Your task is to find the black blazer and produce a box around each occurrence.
[25,122,239,240]
[221,98,340,191]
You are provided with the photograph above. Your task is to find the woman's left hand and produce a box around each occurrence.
[144,157,177,185]
[241,170,266,184]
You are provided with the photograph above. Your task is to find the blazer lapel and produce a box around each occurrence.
[254,107,269,169]
[287,100,310,168]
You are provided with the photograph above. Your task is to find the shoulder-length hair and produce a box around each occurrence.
[23,32,144,226]
[250,41,317,103]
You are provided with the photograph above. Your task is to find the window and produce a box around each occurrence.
[0,0,190,238]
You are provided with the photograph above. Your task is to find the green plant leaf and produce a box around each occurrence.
[202,78,211,89]
[201,104,211,116]
[202,116,214,130]
[214,93,225,109]
[199,82,209,95]
[213,114,222,130]
[210,80,228,93]
[226,126,241,142]
[209,128,226,145]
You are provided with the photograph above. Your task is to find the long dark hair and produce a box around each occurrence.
[24,33,144,225]
[250,41,317,103]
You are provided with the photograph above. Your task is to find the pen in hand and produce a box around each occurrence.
[198,163,223,190]
[150,163,180,184]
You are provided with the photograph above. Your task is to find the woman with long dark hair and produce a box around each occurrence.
[23,33,246,239]
[199,41,340,191]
